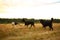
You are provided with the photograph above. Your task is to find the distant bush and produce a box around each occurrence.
[53,19,60,23]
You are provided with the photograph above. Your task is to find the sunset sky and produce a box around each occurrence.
[0,0,60,19]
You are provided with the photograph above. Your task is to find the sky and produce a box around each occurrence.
[0,0,60,19]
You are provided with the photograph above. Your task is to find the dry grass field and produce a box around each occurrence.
[0,23,60,40]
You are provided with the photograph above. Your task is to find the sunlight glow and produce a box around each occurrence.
[0,0,60,19]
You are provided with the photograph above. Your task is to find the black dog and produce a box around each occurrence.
[40,18,53,30]
[22,19,35,28]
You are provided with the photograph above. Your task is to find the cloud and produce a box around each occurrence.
[0,0,60,7]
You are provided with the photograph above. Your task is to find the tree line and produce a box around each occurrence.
[0,18,60,24]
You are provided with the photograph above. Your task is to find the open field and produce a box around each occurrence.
[0,23,60,40]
